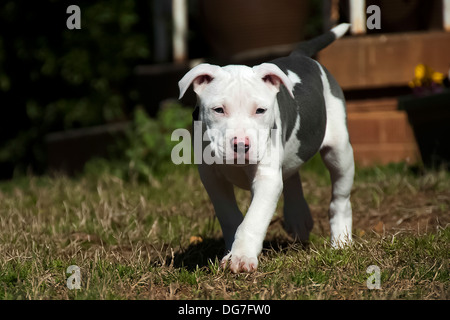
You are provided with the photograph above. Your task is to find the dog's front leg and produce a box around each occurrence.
[221,169,283,273]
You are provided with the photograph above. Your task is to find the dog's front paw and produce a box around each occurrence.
[220,252,258,273]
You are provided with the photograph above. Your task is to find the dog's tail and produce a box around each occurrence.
[291,23,350,58]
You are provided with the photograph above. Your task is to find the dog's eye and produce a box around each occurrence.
[213,107,224,114]
[256,108,266,114]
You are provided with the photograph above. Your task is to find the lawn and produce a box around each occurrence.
[0,159,448,300]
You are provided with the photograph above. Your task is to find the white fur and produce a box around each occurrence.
[287,69,302,85]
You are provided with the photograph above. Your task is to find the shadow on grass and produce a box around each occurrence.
[171,238,225,270]
[171,237,309,271]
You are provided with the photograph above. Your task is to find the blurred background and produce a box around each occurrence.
[0,0,449,180]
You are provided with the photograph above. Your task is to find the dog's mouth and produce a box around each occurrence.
[214,148,257,165]
[209,131,269,165]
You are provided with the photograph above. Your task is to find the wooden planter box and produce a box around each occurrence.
[45,122,129,175]
[398,89,450,167]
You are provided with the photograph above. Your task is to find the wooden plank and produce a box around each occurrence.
[347,107,421,165]
[347,110,417,144]
[346,98,398,113]
[318,31,450,90]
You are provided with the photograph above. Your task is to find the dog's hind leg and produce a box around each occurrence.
[283,171,314,243]
[315,61,355,248]
[320,141,354,248]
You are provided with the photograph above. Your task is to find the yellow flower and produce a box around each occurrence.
[431,71,444,84]
[411,63,445,87]
[415,64,426,80]
[408,78,422,88]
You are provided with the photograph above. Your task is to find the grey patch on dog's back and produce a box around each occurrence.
[277,86,298,146]
[271,56,327,163]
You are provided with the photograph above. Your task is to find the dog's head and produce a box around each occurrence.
[179,63,294,164]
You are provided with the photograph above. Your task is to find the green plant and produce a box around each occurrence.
[125,102,193,181]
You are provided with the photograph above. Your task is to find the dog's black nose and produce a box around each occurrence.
[234,142,250,154]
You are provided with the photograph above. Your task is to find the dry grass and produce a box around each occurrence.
[0,161,448,300]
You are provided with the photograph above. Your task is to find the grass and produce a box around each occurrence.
[0,158,449,300]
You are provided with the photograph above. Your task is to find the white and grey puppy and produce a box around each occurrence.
[179,23,354,273]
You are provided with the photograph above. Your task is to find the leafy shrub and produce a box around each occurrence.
[0,0,152,176]
[126,102,193,180]
[84,102,194,182]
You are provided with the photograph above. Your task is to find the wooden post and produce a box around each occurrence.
[172,0,188,63]
[444,0,450,32]
[349,0,366,34]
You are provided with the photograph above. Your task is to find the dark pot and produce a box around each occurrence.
[398,89,450,167]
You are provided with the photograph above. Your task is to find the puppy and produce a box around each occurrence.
[178,23,354,273]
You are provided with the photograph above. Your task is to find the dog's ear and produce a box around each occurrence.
[253,63,294,98]
[178,63,222,99]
